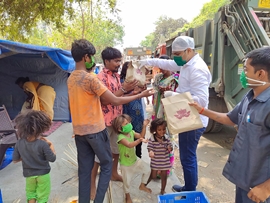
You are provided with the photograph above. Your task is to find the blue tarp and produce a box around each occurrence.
[0,39,75,120]
[0,39,75,72]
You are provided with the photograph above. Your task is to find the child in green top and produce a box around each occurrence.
[112,114,151,203]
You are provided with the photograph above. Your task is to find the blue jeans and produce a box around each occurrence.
[178,127,205,191]
[75,129,113,203]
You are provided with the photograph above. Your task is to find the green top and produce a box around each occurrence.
[117,130,137,166]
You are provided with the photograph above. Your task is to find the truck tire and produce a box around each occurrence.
[205,117,223,133]
[205,89,227,133]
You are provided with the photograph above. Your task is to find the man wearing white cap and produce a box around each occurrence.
[140,36,212,192]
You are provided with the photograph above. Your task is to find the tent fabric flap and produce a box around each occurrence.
[0,39,75,72]
[0,39,75,121]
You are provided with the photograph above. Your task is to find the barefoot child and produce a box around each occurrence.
[12,110,56,203]
[147,118,173,195]
[112,114,152,203]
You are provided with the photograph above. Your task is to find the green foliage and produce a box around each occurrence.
[1,0,124,63]
[140,15,188,51]
[141,0,230,48]
[170,24,190,38]
[140,33,155,50]
[0,0,121,44]
[0,0,74,41]
[35,1,124,62]
[188,0,229,29]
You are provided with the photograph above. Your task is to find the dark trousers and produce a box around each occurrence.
[135,140,142,158]
[235,186,270,203]
[178,127,205,191]
[75,129,112,203]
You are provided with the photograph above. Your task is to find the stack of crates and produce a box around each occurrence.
[158,191,209,203]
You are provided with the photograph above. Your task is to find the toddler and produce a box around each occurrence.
[12,110,56,203]
[112,114,151,203]
[147,118,173,195]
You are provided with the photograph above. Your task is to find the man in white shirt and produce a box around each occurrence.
[140,36,212,192]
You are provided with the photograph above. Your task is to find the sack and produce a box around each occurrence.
[125,61,146,87]
[161,92,203,134]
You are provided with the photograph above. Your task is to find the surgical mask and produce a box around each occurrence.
[85,55,95,70]
[240,71,269,88]
[173,56,187,66]
[122,123,133,133]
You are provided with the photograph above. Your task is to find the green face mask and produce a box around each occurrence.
[240,71,268,88]
[240,71,248,88]
[85,55,95,70]
[122,123,133,133]
[173,56,187,66]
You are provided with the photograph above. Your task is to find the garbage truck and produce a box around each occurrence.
[165,0,270,133]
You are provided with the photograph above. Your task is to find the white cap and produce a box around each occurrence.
[172,36,195,52]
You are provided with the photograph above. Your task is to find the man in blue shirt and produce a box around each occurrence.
[190,46,270,203]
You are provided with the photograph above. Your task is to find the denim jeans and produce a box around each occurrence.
[75,129,113,203]
[178,127,205,191]
[235,186,270,203]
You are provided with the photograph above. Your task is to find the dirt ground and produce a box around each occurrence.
[172,125,237,203]
[143,94,237,203]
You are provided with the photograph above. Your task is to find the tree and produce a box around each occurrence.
[26,1,124,63]
[169,0,229,38]
[188,0,229,28]
[140,15,188,51]
[0,0,119,42]
[140,33,155,49]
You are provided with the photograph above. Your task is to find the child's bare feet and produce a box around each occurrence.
[125,193,133,203]
[111,174,123,182]
[139,183,152,193]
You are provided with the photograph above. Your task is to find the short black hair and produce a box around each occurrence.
[15,77,29,85]
[246,46,270,80]
[101,47,122,65]
[71,39,96,62]
[159,55,170,60]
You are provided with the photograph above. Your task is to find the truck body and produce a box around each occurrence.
[123,47,152,61]
[166,0,270,132]
[154,43,167,58]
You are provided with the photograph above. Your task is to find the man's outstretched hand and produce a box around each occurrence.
[189,102,203,113]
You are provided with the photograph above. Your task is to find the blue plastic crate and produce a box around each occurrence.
[158,191,209,203]
[0,189,2,203]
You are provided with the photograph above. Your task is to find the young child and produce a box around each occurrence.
[146,118,173,195]
[112,114,152,203]
[12,110,56,203]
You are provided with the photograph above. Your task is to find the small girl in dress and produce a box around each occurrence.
[112,114,152,203]
[146,118,173,195]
